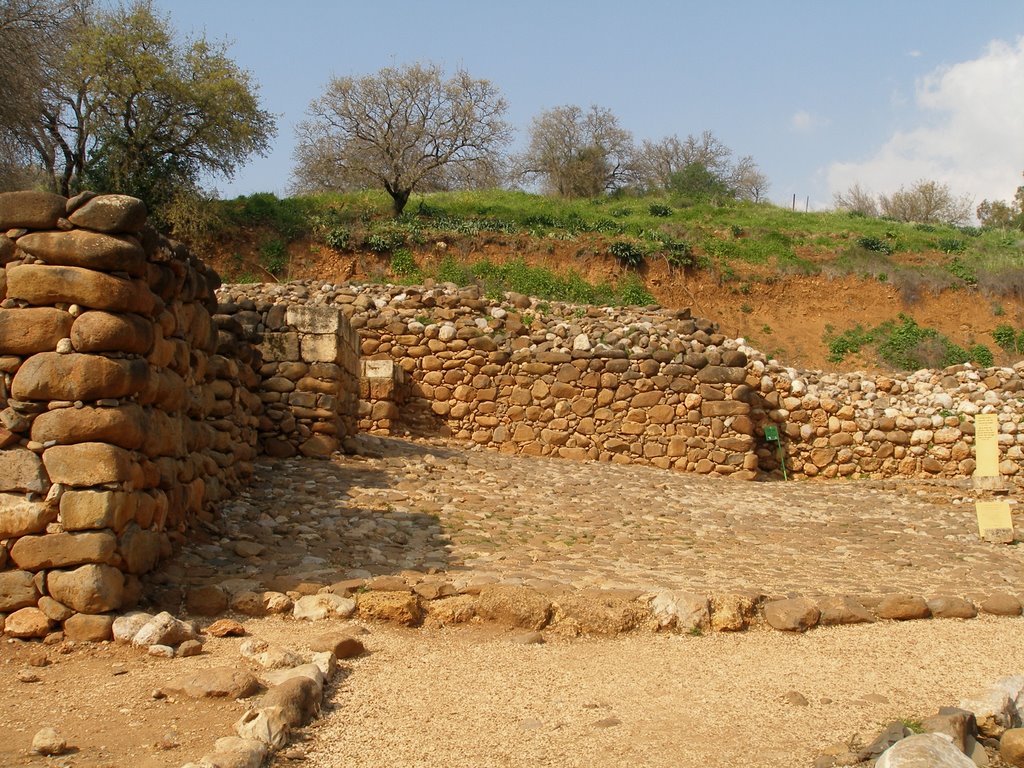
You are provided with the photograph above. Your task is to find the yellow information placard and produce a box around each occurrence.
[976,501,1014,543]
[974,413,1000,477]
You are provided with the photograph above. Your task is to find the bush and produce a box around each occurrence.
[938,237,966,254]
[609,240,646,268]
[993,324,1020,354]
[968,343,994,368]
[856,235,893,254]
[825,324,875,363]
[648,203,673,217]
[259,239,288,276]
[946,257,977,285]
[390,248,420,280]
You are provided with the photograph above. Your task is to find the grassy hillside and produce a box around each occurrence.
[191,188,1024,372]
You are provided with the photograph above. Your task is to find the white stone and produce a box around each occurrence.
[875,733,975,767]
[292,593,356,621]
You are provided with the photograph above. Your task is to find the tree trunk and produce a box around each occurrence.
[389,187,411,217]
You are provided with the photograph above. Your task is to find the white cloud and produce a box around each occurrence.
[791,109,829,133]
[828,36,1024,208]
[907,49,922,58]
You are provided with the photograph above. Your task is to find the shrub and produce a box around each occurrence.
[648,203,673,217]
[364,222,408,252]
[968,343,994,368]
[938,237,966,254]
[436,256,471,286]
[993,324,1019,353]
[390,248,420,280]
[856,235,893,254]
[946,257,977,285]
[259,239,288,276]
[324,227,350,250]
[609,240,646,268]
[825,324,874,363]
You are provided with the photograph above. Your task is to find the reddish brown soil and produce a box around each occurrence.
[205,233,1024,372]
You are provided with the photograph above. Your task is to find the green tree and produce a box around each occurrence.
[22,0,275,218]
[293,62,512,216]
[977,172,1024,229]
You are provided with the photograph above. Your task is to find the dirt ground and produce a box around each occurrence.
[2,615,1022,768]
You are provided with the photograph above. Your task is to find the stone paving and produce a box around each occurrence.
[158,435,1024,602]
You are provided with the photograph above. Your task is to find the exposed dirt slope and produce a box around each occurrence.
[204,235,1024,373]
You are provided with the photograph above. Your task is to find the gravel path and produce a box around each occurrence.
[260,617,1024,768]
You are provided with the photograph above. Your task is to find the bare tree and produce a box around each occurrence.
[517,104,634,198]
[634,130,767,201]
[833,183,879,217]
[293,62,511,216]
[879,179,972,225]
[0,0,83,189]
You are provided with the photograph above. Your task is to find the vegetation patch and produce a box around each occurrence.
[825,315,993,370]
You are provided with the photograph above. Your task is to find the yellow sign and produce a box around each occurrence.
[974,414,1000,477]
[976,501,1014,543]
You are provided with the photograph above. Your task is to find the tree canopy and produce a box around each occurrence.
[292,62,512,216]
[1,0,275,221]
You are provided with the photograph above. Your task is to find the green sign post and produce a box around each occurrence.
[763,425,787,480]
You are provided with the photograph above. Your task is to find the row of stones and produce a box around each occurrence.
[214,301,361,459]
[0,191,264,639]
[762,362,1024,480]
[94,570,1024,637]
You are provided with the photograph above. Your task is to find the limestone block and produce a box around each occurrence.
[31,404,146,450]
[47,563,124,613]
[695,366,747,385]
[764,597,820,632]
[118,524,162,574]
[12,352,150,402]
[0,493,57,538]
[16,230,146,277]
[0,569,39,612]
[0,190,65,229]
[286,305,342,334]
[5,264,151,313]
[63,612,115,641]
[260,332,300,362]
[300,334,340,363]
[700,400,750,417]
[43,443,136,486]
[0,308,73,355]
[60,489,137,531]
[3,606,51,638]
[71,311,154,354]
[67,194,147,233]
[0,448,49,493]
[10,530,116,570]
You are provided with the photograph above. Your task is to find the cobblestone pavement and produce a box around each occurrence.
[163,435,1024,601]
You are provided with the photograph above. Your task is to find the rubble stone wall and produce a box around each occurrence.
[756,365,1024,480]
[212,294,360,460]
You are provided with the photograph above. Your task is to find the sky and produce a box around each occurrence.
[157,0,1024,212]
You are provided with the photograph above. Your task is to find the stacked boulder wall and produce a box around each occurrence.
[0,190,270,638]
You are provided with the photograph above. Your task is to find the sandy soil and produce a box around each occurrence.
[267,617,1024,768]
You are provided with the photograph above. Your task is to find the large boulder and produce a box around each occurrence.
[875,733,976,767]
[0,569,40,612]
[31,404,147,450]
[0,448,49,494]
[47,563,124,613]
[0,190,65,229]
[13,352,150,402]
[0,493,57,539]
[16,230,147,277]
[6,264,153,314]
[0,308,73,355]
[71,311,154,354]
[67,194,147,233]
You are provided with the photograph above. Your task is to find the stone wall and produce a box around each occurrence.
[225,281,761,478]
[0,191,266,640]
[226,278,1024,484]
[213,290,360,458]
[756,364,1024,480]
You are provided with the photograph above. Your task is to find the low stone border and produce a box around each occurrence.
[155,573,1024,638]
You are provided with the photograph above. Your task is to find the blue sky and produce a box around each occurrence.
[160,0,1024,211]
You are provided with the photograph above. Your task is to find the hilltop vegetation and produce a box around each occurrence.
[189,188,1024,372]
